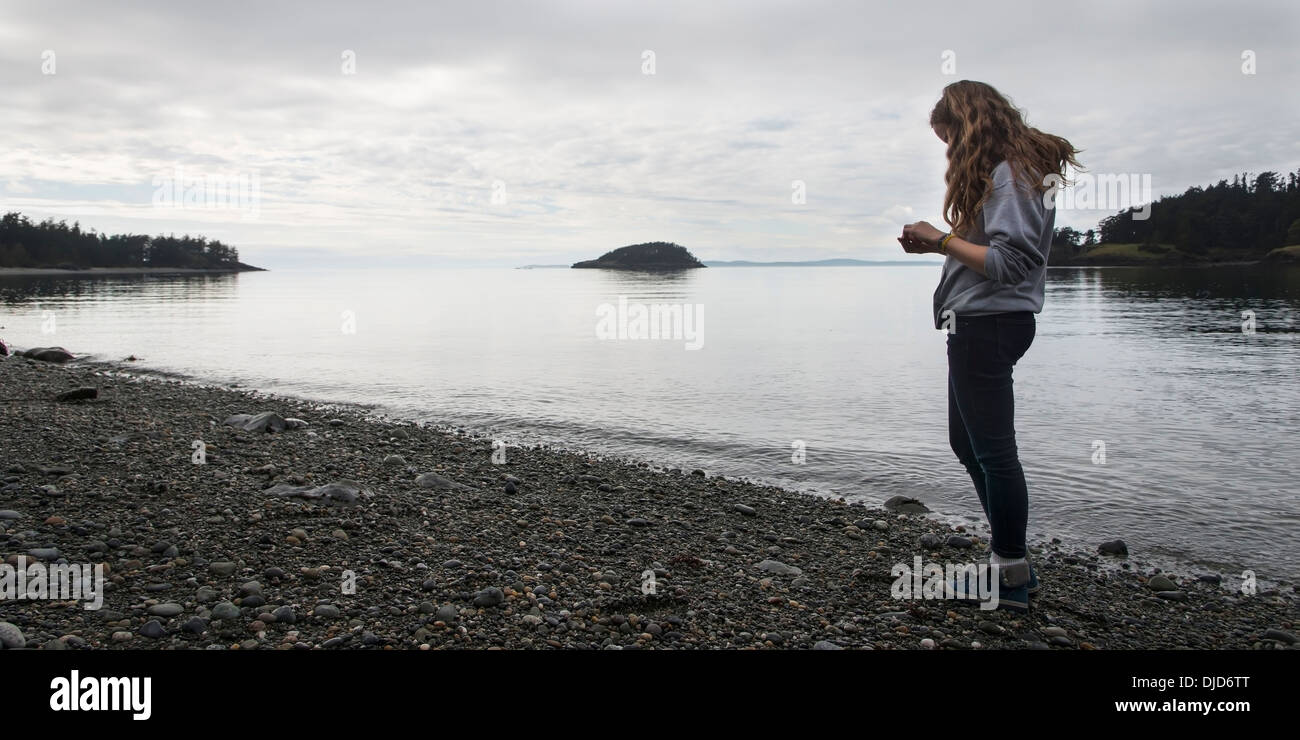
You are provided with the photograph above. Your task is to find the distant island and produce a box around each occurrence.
[0,212,265,273]
[572,242,705,271]
[1048,167,1300,266]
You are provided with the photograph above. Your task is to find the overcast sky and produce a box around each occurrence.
[2,0,1297,268]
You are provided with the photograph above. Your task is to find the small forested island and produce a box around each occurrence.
[572,242,706,271]
[0,212,264,272]
[1048,168,1300,266]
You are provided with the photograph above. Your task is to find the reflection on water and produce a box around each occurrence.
[1,264,1297,579]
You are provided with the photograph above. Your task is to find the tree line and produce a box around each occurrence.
[1051,168,1300,258]
[0,212,243,269]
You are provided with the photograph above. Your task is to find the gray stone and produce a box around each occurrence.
[222,411,288,433]
[1147,575,1178,591]
[435,605,459,622]
[313,604,341,618]
[210,602,241,620]
[1263,629,1297,644]
[147,603,184,618]
[1098,539,1128,557]
[733,504,757,517]
[755,559,802,576]
[0,622,25,649]
[472,587,505,607]
[883,496,931,514]
[209,562,237,577]
[415,472,470,491]
[264,480,361,505]
[139,620,167,639]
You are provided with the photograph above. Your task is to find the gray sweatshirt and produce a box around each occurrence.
[932,160,1055,329]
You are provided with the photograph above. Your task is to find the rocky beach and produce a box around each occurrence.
[0,350,1296,651]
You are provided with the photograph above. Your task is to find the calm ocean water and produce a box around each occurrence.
[3,265,1298,579]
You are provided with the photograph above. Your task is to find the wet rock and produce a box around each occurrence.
[222,412,289,433]
[1098,539,1128,557]
[1147,575,1178,592]
[884,496,930,514]
[55,387,98,402]
[22,346,75,363]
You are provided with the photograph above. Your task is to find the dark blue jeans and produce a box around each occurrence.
[946,311,1035,559]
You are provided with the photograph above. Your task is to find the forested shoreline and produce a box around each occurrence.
[1050,168,1300,265]
[0,212,260,271]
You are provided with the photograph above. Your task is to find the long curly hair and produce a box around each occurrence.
[929,80,1081,238]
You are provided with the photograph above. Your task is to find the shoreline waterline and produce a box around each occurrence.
[0,350,1294,649]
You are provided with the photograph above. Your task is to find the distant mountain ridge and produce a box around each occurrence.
[705,258,932,267]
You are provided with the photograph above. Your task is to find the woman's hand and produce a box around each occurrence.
[899,221,946,253]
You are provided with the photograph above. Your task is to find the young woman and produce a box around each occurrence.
[898,80,1080,612]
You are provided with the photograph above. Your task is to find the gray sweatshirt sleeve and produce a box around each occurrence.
[980,164,1048,286]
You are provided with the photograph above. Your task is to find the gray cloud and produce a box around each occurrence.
[1,0,1297,268]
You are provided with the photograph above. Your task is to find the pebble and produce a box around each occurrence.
[473,587,505,607]
[211,602,241,620]
[0,622,26,649]
[755,559,802,576]
[946,536,972,549]
[210,562,237,576]
[1147,575,1178,591]
[139,620,167,638]
[147,603,184,618]
[734,504,757,517]
[436,605,459,622]
[313,604,341,618]
[813,640,843,650]
[1263,629,1297,644]
[273,606,297,624]
[920,533,942,549]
